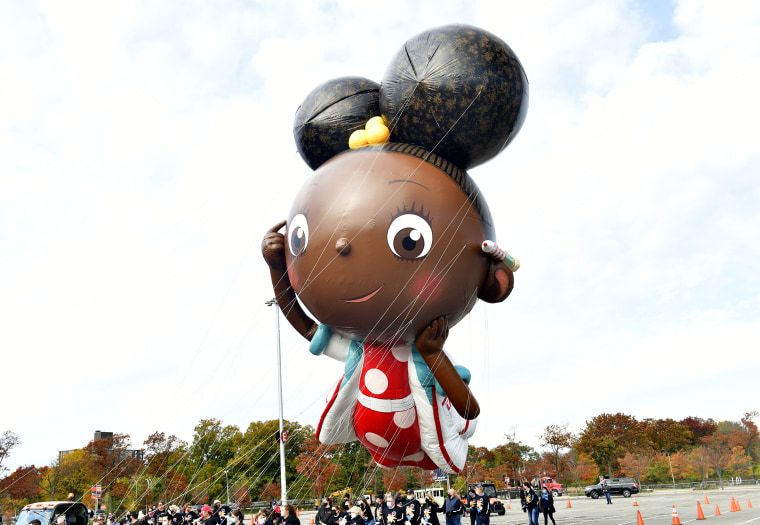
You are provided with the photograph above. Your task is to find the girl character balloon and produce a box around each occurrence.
[262,24,528,473]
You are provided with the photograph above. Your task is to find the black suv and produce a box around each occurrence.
[585,478,639,499]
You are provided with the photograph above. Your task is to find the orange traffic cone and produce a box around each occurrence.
[309,517,314,525]
[506,501,511,510]
[633,496,639,506]
[696,501,705,520]
[703,492,709,504]
[730,496,737,512]
[748,498,754,509]
[671,505,681,525]
[297,510,300,517]
[566,497,572,508]
[715,504,721,516]
[636,510,646,525]
[736,499,742,511]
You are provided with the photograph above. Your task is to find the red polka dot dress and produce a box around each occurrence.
[352,342,438,469]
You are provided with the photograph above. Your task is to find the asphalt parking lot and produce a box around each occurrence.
[487,487,760,525]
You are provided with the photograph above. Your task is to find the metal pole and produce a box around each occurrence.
[266,298,287,504]
[667,452,676,489]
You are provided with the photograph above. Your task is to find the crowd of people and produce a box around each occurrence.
[313,486,491,525]
[100,500,244,525]
[93,482,559,525]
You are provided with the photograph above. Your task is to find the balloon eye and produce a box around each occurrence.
[387,213,433,260]
[288,213,309,257]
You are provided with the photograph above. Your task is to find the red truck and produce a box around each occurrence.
[505,476,564,498]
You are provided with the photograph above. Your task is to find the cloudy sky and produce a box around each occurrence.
[2,0,759,478]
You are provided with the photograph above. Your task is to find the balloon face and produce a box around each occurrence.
[285,149,490,344]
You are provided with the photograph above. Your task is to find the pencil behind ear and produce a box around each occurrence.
[477,259,514,303]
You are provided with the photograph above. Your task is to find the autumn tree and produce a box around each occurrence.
[0,465,46,507]
[563,450,595,490]
[491,433,538,481]
[740,411,759,478]
[680,417,717,446]
[619,451,651,483]
[539,424,573,482]
[701,433,732,487]
[686,446,711,485]
[642,419,693,454]
[382,467,413,494]
[576,413,643,476]
[295,438,342,498]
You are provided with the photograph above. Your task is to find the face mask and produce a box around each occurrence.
[407,496,413,500]
[386,502,394,508]
[542,490,547,494]
[258,520,266,525]
[350,514,356,519]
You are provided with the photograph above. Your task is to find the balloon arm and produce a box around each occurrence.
[415,317,480,420]
[263,220,318,341]
[269,266,318,341]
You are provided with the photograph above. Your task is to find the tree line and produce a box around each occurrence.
[0,412,757,517]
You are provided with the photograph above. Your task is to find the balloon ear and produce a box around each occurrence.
[478,260,514,303]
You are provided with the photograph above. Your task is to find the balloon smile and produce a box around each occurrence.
[344,286,382,303]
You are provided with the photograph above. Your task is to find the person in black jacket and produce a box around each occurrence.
[327,504,348,525]
[347,506,364,525]
[537,488,556,525]
[472,486,490,525]
[443,489,464,525]
[381,494,404,525]
[522,483,539,525]
[281,505,300,525]
[464,490,476,525]
[420,494,442,525]
[357,498,374,525]
[403,491,421,525]
[373,497,384,524]
[316,498,334,525]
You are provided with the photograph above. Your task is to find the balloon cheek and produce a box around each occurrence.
[412,273,442,302]
[288,266,302,293]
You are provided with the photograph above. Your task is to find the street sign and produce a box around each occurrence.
[91,485,102,500]
[431,469,448,482]
[281,430,289,443]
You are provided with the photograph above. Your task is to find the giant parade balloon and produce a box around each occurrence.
[262,24,528,473]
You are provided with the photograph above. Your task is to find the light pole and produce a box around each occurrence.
[265,298,287,504]
[665,451,676,489]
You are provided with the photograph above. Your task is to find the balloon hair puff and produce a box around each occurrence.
[292,24,528,173]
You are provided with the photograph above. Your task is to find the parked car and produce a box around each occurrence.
[14,502,89,525]
[585,478,639,499]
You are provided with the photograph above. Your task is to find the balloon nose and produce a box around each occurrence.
[336,237,351,256]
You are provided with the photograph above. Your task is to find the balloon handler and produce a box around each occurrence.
[262,24,528,473]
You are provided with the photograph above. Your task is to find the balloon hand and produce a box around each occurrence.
[262,220,287,270]
[415,316,449,358]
